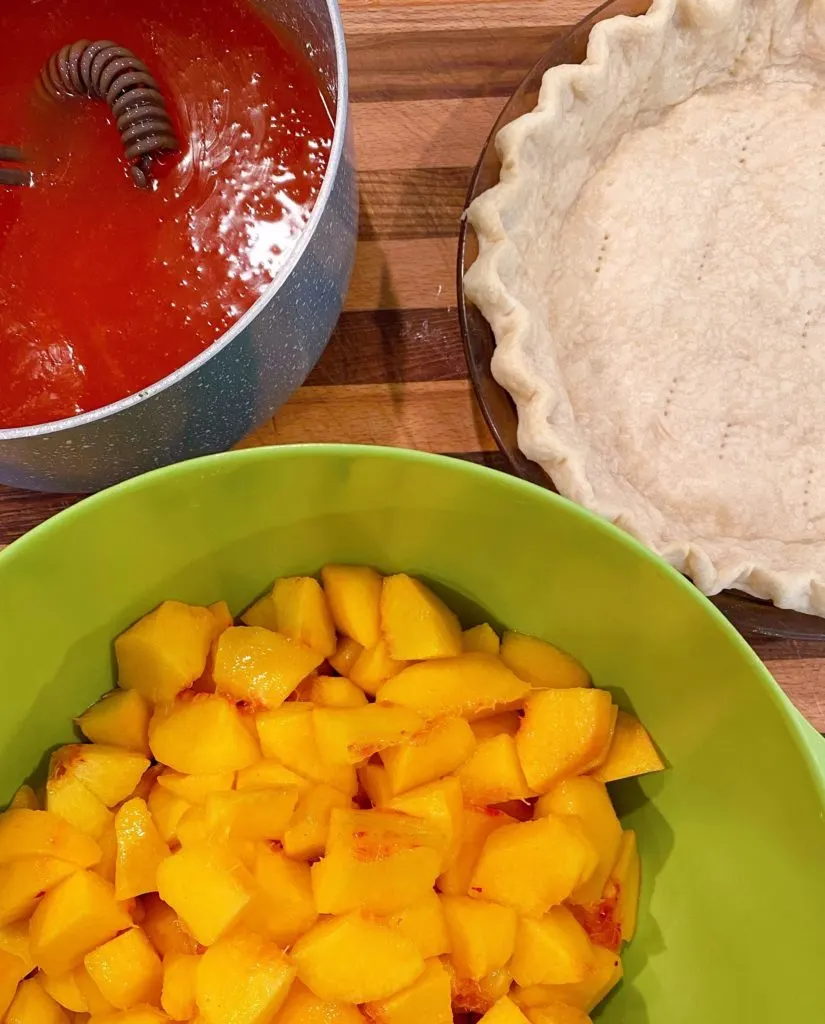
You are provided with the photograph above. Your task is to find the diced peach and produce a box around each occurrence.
[236,760,311,794]
[378,655,528,721]
[293,912,424,1003]
[313,705,424,764]
[591,711,665,783]
[4,976,69,1024]
[477,997,532,1024]
[114,798,170,900]
[358,763,394,807]
[208,600,234,635]
[39,966,88,1013]
[243,844,317,945]
[140,894,200,958]
[381,574,462,660]
[522,1004,593,1024]
[387,778,463,869]
[536,778,622,904]
[437,806,515,898]
[241,591,279,631]
[0,921,33,975]
[75,690,151,756]
[512,945,622,1014]
[364,957,452,1024]
[49,745,149,809]
[84,1008,169,1023]
[443,960,512,1015]
[470,817,597,917]
[156,848,256,946]
[115,601,216,704]
[458,734,533,805]
[328,636,364,677]
[213,626,323,710]
[440,896,516,980]
[74,962,118,1014]
[256,704,357,796]
[0,855,78,927]
[310,675,369,708]
[84,928,162,1010]
[202,787,299,844]
[161,953,200,1021]
[384,890,450,959]
[312,809,442,915]
[29,871,131,976]
[156,771,235,805]
[321,564,383,648]
[196,932,296,1023]
[8,786,39,811]
[349,640,409,696]
[610,830,640,943]
[147,786,190,846]
[0,948,27,1017]
[462,624,501,656]
[0,810,100,870]
[283,783,353,861]
[149,694,260,775]
[46,770,113,841]
[470,712,522,742]
[271,576,337,658]
[500,634,590,690]
[510,908,594,987]
[516,690,615,794]
[276,980,365,1024]
[382,717,475,796]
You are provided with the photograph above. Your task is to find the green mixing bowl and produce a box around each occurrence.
[1,445,823,1021]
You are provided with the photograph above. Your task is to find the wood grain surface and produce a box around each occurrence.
[1,0,824,731]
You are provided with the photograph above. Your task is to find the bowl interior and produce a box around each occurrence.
[2,446,824,1021]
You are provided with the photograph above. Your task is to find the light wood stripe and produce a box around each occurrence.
[352,98,503,171]
[345,238,457,311]
[764,659,825,732]
[359,167,469,240]
[236,381,496,452]
[343,0,580,34]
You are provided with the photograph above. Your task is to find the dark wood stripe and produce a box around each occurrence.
[348,26,564,103]
[308,308,467,386]
[452,450,513,474]
[0,489,83,546]
[359,167,471,241]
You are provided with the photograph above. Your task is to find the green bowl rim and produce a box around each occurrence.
[4,442,824,798]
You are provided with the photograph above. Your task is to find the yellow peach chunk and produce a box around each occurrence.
[196,932,296,1024]
[536,778,622,905]
[243,844,317,945]
[46,769,113,841]
[364,957,452,1024]
[29,871,131,976]
[382,717,476,796]
[140,894,200,958]
[50,745,149,809]
[512,945,622,1014]
[8,786,39,811]
[349,640,409,696]
[440,896,517,980]
[437,805,516,898]
[477,997,532,1024]
[84,927,162,1010]
[321,564,384,648]
[0,855,78,927]
[271,576,337,658]
[161,953,200,1021]
[114,798,170,900]
[500,634,590,690]
[381,574,462,661]
[282,783,353,861]
[0,948,28,1017]
[313,705,424,765]
[0,809,101,869]
[357,763,394,807]
[516,689,615,794]
[116,600,216,704]
[0,922,32,977]
[255,703,357,796]
[462,623,501,656]
[75,689,151,756]
[458,734,533,805]
[85,1008,169,1023]
[236,760,311,794]
[470,712,522,742]
[156,771,235,805]
[387,777,464,869]
[510,908,594,987]
[378,654,528,721]
[213,626,323,710]
[444,960,513,1015]
[39,966,88,1013]
[523,1004,593,1024]
[312,809,443,915]
[293,912,424,1003]
[310,675,369,708]
[202,787,299,843]
[276,980,365,1024]
[157,847,255,947]
[591,710,665,783]
[5,976,69,1024]
[384,890,450,959]
[149,695,259,775]
[328,636,364,677]
[147,786,190,846]
[610,830,641,943]
[470,817,597,917]
[240,592,278,631]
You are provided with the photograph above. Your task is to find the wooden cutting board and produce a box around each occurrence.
[2,0,825,731]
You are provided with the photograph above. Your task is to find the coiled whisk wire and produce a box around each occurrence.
[40,39,179,188]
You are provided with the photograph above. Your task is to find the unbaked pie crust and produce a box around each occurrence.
[465,0,825,615]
